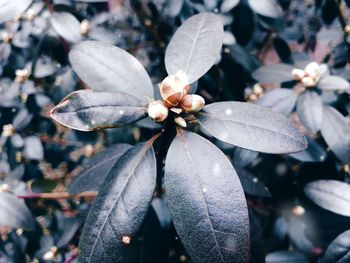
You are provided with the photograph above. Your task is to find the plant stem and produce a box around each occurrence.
[17,191,97,200]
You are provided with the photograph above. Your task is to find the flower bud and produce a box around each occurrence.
[80,19,90,36]
[160,70,189,107]
[292,68,305,81]
[304,62,320,79]
[174,116,187,128]
[148,101,168,122]
[301,76,317,87]
[180,94,205,112]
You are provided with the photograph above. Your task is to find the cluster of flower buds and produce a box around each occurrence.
[292,62,321,88]
[247,84,264,102]
[148,70,205,127]
[15,69,29,83]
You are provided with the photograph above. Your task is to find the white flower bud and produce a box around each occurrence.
[301,76,317,87]
[174,116,187,128]
[180,94,205,112]
[160,70,189,106]
[292,68,305,81]
[80,19,90,35]
[148,101,168,122]
[304,62,320,79]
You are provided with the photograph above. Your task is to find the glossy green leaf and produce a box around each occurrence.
[79,141,157,263]
[165,131,249,263]
[321,106,350,164]
[196,102,307,154]
[304,180,350,216]
[51,12,81,43]
[296,91,323,133]
[0,191,35,231]
[50,90,147,131]
[0,0,32,24]
[165,12,223,84]
[68,144,131,194]
[69,41,153,101]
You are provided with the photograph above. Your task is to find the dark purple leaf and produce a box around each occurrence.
[164,130,249,263]
[196,102,307,153]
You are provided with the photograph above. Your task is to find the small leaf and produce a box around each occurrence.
[165,131,249,263]
[252,64,294,84]
[69,41,153,101]
[50,90,147,131]
[23,136,44,161]
[304,180,350,216]
[50,12,81,43]
[220,0,240,13]
[236,167,271,198]
[68,144,131,194]
[287,136,326,162]
[79,141,157,263]
[248,0,283,18]
[318,75,350,91]
[322,229,350,263]
[256,88,297,116]
[0,0,32,24]
[165,12,223,84]
[266,250,308,263]
[0,191,35,231]
[196,102,307,153]
[321,106,350,164]
[296,91,323,133]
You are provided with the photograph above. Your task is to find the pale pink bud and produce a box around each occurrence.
[148,101,168,122]
[301,76,317,87]
[160,70,189,106]
[304,62,320,79]
[292,68,305,81]
[180,94,205,112]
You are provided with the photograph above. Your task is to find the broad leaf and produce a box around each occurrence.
[266,250,308,263]
[50,12,81,43]
[165,131,249,263]
[68,144,131,194]
[318,75,350,91]
[321,106,350,164]
[296,91,323,133]
[304,180,350,216]
[50,90,147,131]
[0,191,35,231]
[196,102,307,153]
[287,136,326,162]
[79,141,157,263]
[248,0,283,18]
[322,230,350,263]
[69,41,153,101]
[0,0,32,24]
[165,12,223,84]
[252,64,294,84]
[256,88,297,116]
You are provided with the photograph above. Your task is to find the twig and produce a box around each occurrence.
[17,191,97,200]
